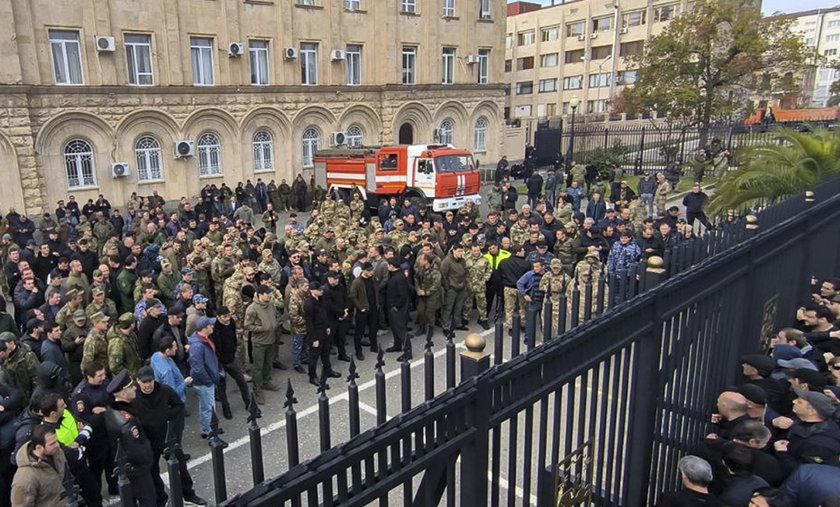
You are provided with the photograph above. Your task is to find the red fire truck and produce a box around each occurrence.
[313,144,481,212]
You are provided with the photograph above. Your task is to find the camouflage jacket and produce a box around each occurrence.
[287,290,307,335]
[107,328,142,377]
[81,329,108,373]
[464,255,492,290]
[3,342,39,399]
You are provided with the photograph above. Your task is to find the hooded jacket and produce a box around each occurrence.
[11,440,67,507]
[31,361,66,401]
[243,298,277,346]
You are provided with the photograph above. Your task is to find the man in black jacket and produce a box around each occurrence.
[212,307,251,418]
[683,183,712,231]
[133,366,206,506]
[305,282,340,387]
[384,259,412,360]
[498,245,531,331]
[322,271,351,362]
[105,370,157,507]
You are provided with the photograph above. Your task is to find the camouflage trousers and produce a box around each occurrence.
[503,287,526,330]
[462,286,488,323]
[416,294,440,327]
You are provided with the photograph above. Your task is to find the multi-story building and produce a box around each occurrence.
[784,7,840,107]
[0,0,506,214]
[504,0,690,136]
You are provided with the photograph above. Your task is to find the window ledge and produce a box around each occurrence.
[295,3,324,9]
[400,11,420,16]
[477,17,494,23]
[244,0,274,4]
[254,169,275,173]
[200,174,224,179]
[473,150,487,154]
[442,16,459,20]
[68,185,99,191]
[138,179,166,185]
[345,9,367,13]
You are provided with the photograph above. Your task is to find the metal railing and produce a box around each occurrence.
[89,176,840,506]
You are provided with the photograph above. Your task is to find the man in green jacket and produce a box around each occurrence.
[244,286,279,404]
[115,256,138,314]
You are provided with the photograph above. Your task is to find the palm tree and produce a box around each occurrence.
[708,128,840,215]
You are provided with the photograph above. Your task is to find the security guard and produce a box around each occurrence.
[106,369,156,506]
[71,361,118,495]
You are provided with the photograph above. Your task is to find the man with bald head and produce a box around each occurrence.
[707,391,750,440]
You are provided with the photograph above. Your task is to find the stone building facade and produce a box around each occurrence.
[0,0,506,214]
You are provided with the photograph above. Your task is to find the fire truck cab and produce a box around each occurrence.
[313,144,481,212]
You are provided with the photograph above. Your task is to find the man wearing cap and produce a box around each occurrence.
[185,294,209,337]
[305,281,341,386]
[439,244,468,339]
[245,286,280,403]
[539,258,572,331]
[211,244,236,308]
[71,362,119,496]
[108,313,142,377]
[132,366,208,506]
[774,389,840,474]
[498,245,531,331]
[323,270,351,362]
[81,312,111,374]
[741,354,788,415]
[188,316,224,439]
[155,259,180,308]
[85,287,116,325]
[0,332,39,400]
[116,255,138,315]
[105,370,157,506]
[413,254,441,339]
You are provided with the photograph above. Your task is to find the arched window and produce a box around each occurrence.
[302,127,321,168]
[473,117,488,152]
[253,130,274,172]
[345,124,364,148]
[64,139,96,188]
[438,118,454,145]
[197,132,222,176]
[135,136,163,181]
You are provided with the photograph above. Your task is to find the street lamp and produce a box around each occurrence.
[567,97,580,169]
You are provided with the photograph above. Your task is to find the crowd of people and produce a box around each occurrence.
[656,279,840,507]
[0,155,720,506]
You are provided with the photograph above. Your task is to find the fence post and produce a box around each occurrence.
[164,421,184,507]
[805,190,815,205]
[347,358,361,438]
[247,391,265,486]
[460,333,491,381]
[542,299,553,342]
[460,333,491,506]
[745,214,758,236]
[642,256,666,291]
[375,349,387,425]
[284,379,300,468]
[114,442,134,506]
[635,127,646,175]
[424,332,435,401]
[209,413,228,504]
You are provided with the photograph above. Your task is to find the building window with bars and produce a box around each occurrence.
[64,139,96,188]
[346,124,364,147]
[135,136,163,181]
[197,133,222,176]
[438,119,454,144]
[302,127,321,167]
[253,130,274,172]
[473,117,488,152]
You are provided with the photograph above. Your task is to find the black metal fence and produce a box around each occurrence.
[534,120,838,176]
[99,177,840,506]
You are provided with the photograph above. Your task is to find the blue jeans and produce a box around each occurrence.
[292,334,305,368]
[194,384,215,435]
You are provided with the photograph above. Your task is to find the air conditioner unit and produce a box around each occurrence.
[111,162,130,178]
[330,132,347,146]
[331,49,346,61]
[284,47,299,60]
[577,34,586,41]
[590,33,598,39]
[466,54,479,65]
[95,36,116,52]
[228,42,244,57]
[620,27,628,34]
[174,141,195,159]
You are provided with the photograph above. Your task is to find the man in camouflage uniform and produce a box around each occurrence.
[223,264,255,372]
[509,216,530,247]
[85,287,117,325]
[0,332,39,400]
[540,258,572,333]
[287,278,309,372]
[654,172,671,218]
[211,244,236,308]
[387,219,409,250]
[258,249,282,286]
[61,309,90,386]
[156,259,180,307]
[349,192,364,224]
[80,311,110,374]
[413,253,441,336]
[567,261,608,324]
[278,179,292,211]
[55,288,84,330]
[107,312,142,377]
[463,244,492,329]
[186,240,212,296]
[570,164,586,188]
